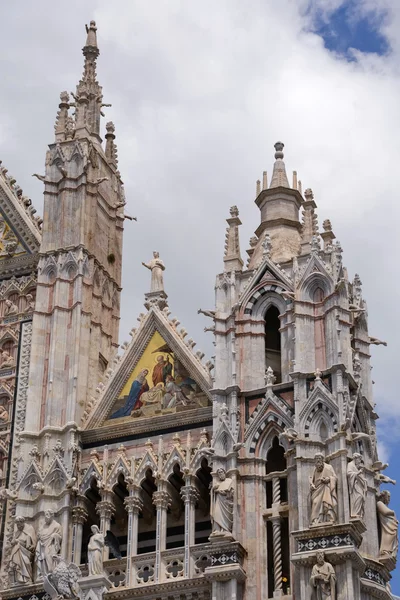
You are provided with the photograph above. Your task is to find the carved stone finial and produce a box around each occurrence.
[249,235,258,248]
[314,368,322,380]
[262,233,272,258]
[274,141,284,160]
[323,219,332,232]
[304,188,314,200]
[265,366,276,387]
[230,205,239,218]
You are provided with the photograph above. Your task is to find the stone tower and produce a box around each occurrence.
[207,142,396,599]
[0,22,397,600]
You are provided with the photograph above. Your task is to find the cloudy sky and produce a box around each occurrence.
[1,0,399,588]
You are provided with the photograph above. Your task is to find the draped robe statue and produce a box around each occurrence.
[377,490,399,558]
[310,552,336,600]
[88,525,105,575]
[9,516,36,584]
[211,468,234,536]
[35,510,62,579]
[310,454,337,527]
[347,453,367,520]
[142,251,165,293]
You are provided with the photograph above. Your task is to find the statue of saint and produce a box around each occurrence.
[8,516,36,584]
[310,453,337,527]
[347,453,367,520]
[210,468,234,536]
[4,299,18,316]
[35,510,62,579]
[310,551,336,600]
[88,525,105,576]
[142,251,165,293]
[377,490,399,559]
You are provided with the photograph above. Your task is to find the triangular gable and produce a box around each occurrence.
[85,307,212,429]
[240,252,293,306]
[298,253,334,292]
[0,167,41,258]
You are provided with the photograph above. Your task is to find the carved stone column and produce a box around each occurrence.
[124,485,143,587]
[270,476,283,598]
[153,489,171,583]
[181,484,200,577]
[96,494,115,561]
[71,504,88,565]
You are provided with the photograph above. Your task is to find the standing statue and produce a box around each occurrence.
[347,453,367,520]
[142,251,165,293]
[35,510,62,579]
[8,516,37,584]
[88,525,105,575]
[377,490,399,559]
[310,551,336,600]
[210,468,234,536]
[310,453,338,527]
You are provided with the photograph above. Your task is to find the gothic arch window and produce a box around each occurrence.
[166,463,185,549]
[81,477,101,564]
[195,458,212,544]
[265,436,290,597]
[138,469,157,554]
[111,473,129,557]
[265,306,282,383]
[313,287,325,302]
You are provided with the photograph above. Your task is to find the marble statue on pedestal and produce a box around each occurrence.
[210,468,234,536]
[8,516,37,584]
[88,525,105,575]
[35,510,62,579]
[347,453,367,520]
[377,490,399,559]
[310,454,337,527]
[142,251,165,293]
[310,551,336,600]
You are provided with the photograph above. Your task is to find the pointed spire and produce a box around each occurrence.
[73,20,108,139]
[269,142,290,189]
[223,205,243,272]
[105,122,118,169]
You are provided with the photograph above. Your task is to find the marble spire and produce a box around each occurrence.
[269,141,290,189]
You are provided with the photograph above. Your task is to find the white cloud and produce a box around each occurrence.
[0,1,399,439]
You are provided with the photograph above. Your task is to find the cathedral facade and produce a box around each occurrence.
[0,21,397,600]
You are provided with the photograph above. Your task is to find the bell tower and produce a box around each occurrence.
[26,20,126,430]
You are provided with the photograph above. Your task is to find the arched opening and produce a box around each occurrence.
[111,473,129,557]
[166,463,185,549]
[81,477,101,564]
[138,469,157,554]
[265,436,290,598]
[313,286,326,371]
[195,458,212,543]
[265,306,281,383]
[320,422,328,442]
[0,449,6,486]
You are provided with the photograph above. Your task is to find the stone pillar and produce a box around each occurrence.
[270,476,283,598]
[153,489,171,583]
[71,504,88,565]
[124,484,143,587]
[181,484,200,578]
[96,494,115,561]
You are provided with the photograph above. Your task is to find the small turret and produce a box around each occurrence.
[223,205,243,272]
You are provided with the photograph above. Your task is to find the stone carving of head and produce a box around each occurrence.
[44,509,54,524]
[314,453,325,471]
[316,551,325,565]
[217,468,226,481]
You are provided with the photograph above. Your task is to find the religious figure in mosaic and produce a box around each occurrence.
[347,453,367,520]
[35,510,62,579]
[152,354,173,386]
[310,453,337,527]
[310,551,336,600]
[377,490,399,559]
[210,468,234,536]
[110,369,149,418]
[142,251,165,293]
[8,516,36,584]
[88,525,105,575]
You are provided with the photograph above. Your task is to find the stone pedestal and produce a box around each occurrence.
[78,573,112,600]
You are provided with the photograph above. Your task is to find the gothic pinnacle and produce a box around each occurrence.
[269,141,290,188]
